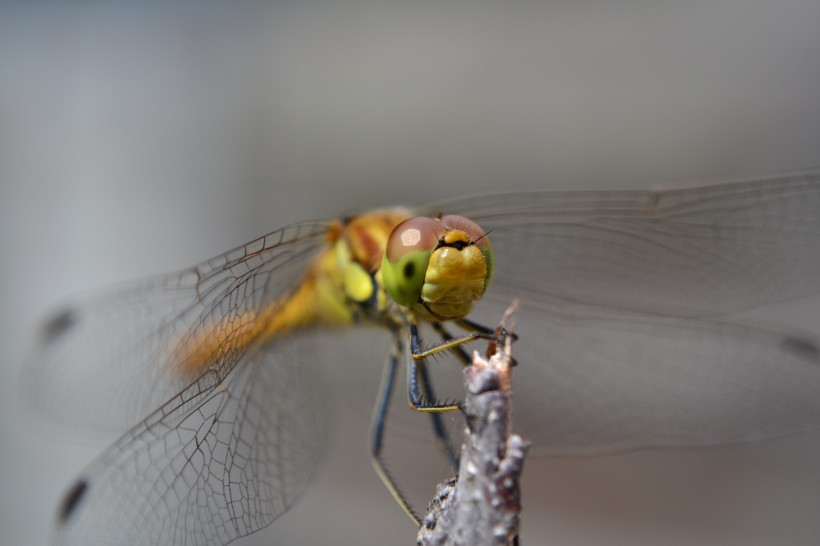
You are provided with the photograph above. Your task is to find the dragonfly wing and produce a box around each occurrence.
[467,293,820,455]
[54,333,328,546]
[428,170,820,454]
[428,171,820,317]
[25,221,331,435]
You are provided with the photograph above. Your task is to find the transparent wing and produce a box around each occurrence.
[429,171,820,317]
[30,169,820,545]
[53,333,328,546]
[463,296,820,456]
[424,170,820,455]
[26,221,331,435]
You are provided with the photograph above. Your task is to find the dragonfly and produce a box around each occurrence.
[27,170,820,545]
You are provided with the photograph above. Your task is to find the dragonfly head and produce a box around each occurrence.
[381,215,493,321]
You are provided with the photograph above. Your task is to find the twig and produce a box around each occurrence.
[418,300,529,546]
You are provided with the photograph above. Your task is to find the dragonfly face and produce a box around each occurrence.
[27,171,820,545]
[381,214,493,321]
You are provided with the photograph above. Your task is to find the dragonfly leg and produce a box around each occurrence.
[415,357,460,469]
[408,325,462,413]
[412,321,514,364]
[410,323,485,362]
[453,318,519,366]
[431,322,472,367]
[457,316,519,342]
[370,334,420,525]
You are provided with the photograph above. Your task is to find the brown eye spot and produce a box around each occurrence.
[403,261,415,278]
[386,216,444,263]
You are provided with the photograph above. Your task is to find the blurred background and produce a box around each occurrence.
[2,0,820,544]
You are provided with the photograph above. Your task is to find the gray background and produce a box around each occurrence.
[2,1,820,544]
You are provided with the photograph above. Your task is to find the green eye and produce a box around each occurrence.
[381,250,433,306]
[381,217,441,306]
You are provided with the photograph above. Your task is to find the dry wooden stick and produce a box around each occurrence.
[418,300,529,546]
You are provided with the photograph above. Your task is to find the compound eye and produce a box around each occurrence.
[440,215,490,250]
[382,217,443,307]
[385,217,443,263]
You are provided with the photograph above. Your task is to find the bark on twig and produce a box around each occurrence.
[418,301,529,546]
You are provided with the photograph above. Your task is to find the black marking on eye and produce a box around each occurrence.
[781,336,820,361]
[404,261,415,279]
[42,308,76,341]
[58,479,89,525]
